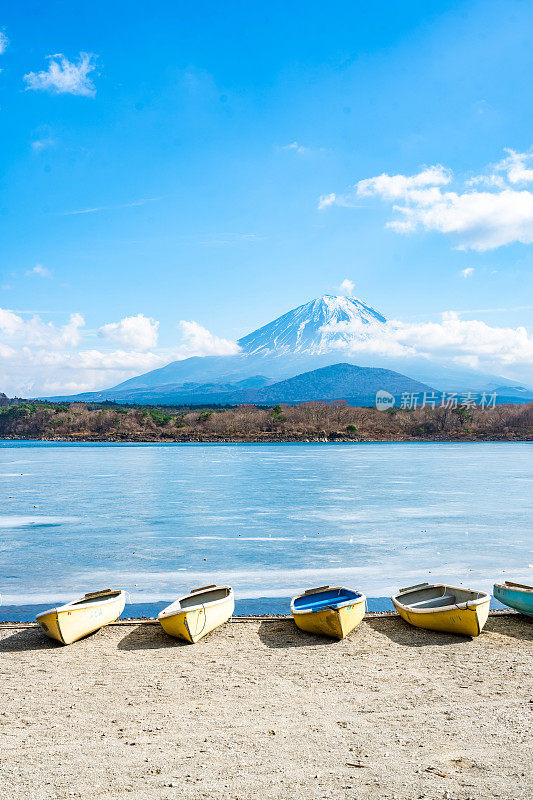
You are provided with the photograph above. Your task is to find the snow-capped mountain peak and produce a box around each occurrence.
[237,294,387,356]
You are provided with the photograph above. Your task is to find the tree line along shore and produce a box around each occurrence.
[0,398,531,442]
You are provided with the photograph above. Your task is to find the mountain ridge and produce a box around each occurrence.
[61,363,434,406]
[247,363,434,404]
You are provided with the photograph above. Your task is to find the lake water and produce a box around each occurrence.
[0,441,531,619]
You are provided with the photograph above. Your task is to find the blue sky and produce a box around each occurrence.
[1,0,532,394]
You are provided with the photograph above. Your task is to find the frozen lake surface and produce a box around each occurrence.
[0,440,531,618]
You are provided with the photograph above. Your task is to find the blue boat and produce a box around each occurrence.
[493,581,533,617]
[290,586,366,639]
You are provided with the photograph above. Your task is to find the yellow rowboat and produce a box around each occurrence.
[36,589,126,645]
[392,582,490,637]
[290,585,366,639]
[158,585,234,643]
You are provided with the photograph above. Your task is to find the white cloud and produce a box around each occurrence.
[0,308,84,348]
[0,308,23,337]
[387,187,533,251]
[356,165,452,200]
[0,345,163,397]
[32,137,56,152]
[320,150,533,251]
[282,141,308,155]
[24,53,98,97]
[461,267,475,279]
[0,308,243,395]
[318,192,359,211]
[99,314,159,352]
[35,313,85,348]
[318,193,337,210]
[338,278,355,296]
[177,320,241,358]
[322,312,533,372]
[26,264,52,279]
[0,308,164,396]
[0,31,8,55]
[466,173,506,190]
[495,149,533,185]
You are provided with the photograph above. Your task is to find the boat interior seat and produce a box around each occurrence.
[409,594,456,609]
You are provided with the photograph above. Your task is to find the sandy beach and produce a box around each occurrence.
[1,613,531,800]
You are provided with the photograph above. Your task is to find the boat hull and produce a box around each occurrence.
[494,583,533,617]
[36,591,126,645]
[159,590,234,643]
[292,600,365,640]
[392,599,489,637]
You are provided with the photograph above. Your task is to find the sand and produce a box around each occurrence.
[0,614,531,800]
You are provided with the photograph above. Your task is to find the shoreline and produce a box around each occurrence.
[2,401,531,443]
[2,434,532,443]
[2,614,531,800]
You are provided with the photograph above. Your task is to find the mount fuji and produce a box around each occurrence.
[238,295,386,356]
[50,294,524,405]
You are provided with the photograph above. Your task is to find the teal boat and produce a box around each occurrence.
[493,581,533,617]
